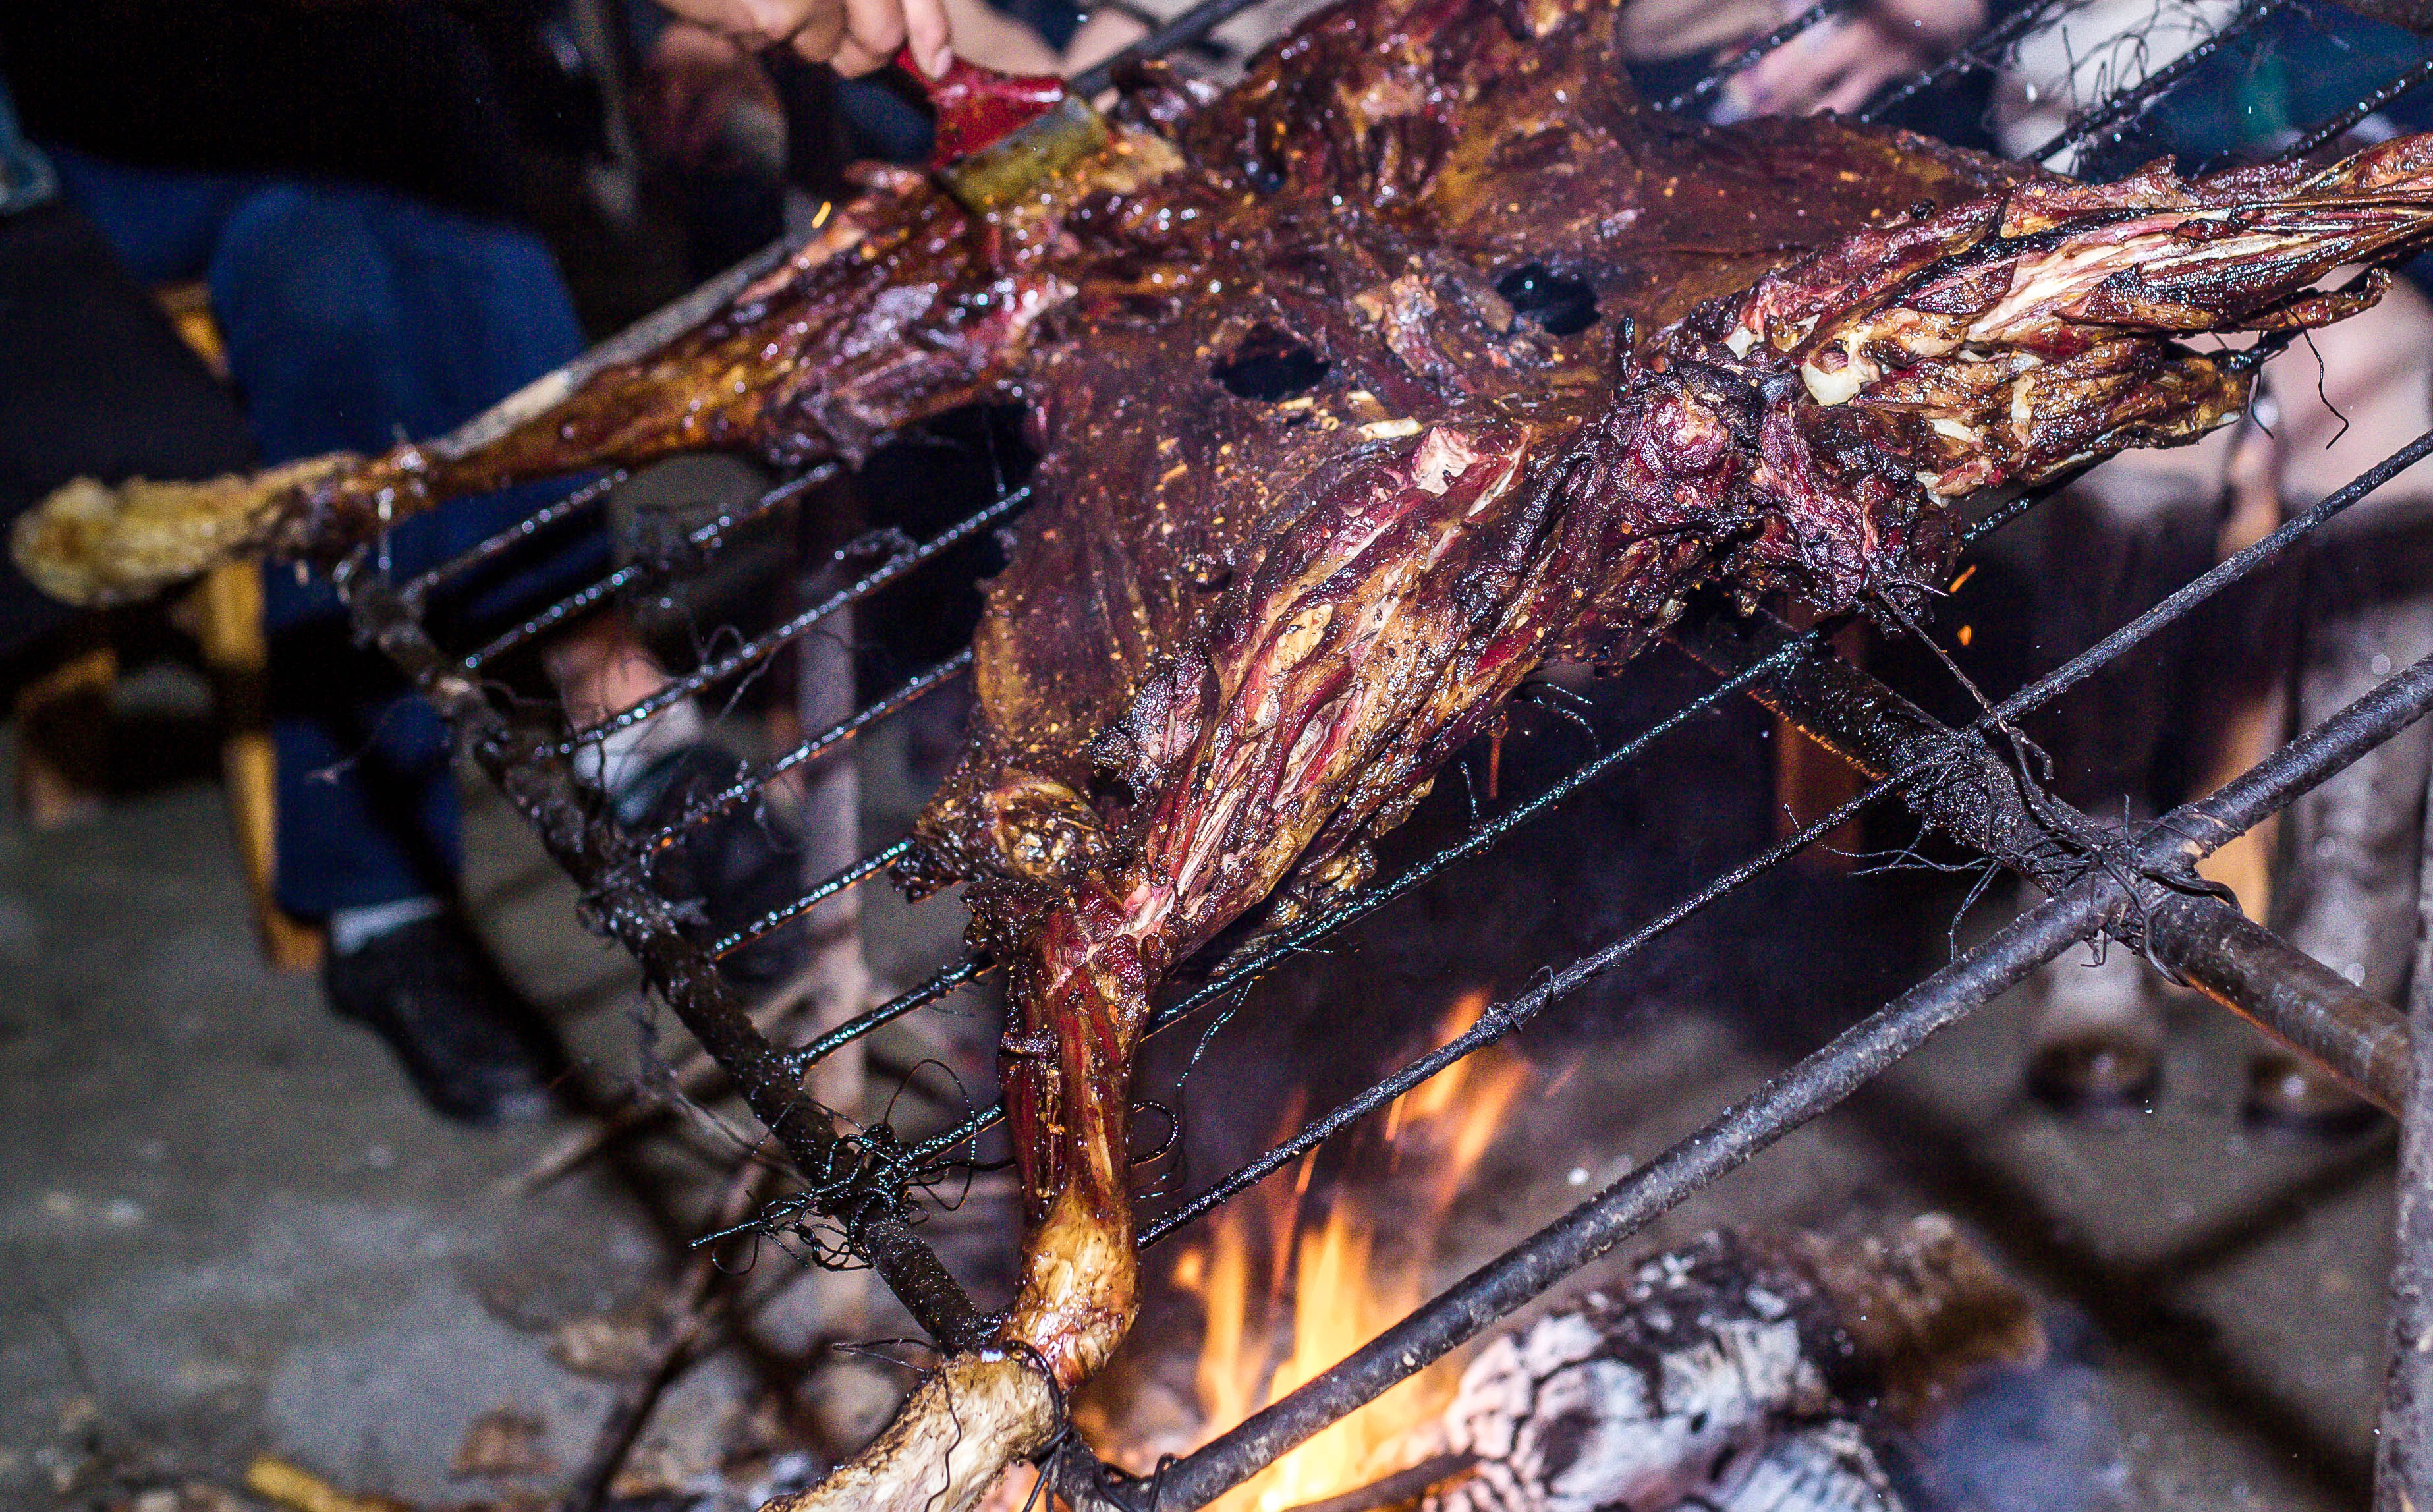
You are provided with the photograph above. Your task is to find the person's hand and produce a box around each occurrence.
[1725,0,1984,118]
[635,22,784,168]
[656,0,954,78]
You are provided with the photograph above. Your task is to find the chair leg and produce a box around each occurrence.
[12,644,116,830]
[192,561,323,973]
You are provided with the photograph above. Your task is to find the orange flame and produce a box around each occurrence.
[1170,988,1532,1512]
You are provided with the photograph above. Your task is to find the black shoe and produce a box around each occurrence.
[617,744,809,990]
[2026,1031,2162,1117]
[323,914,563,1125]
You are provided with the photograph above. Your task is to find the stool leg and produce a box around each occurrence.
[192,561,323,973]
[12,644,116,829]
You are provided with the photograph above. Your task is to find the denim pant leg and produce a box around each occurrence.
[199,183,590,918]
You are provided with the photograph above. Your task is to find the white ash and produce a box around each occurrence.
[1435,1231,1887,1512]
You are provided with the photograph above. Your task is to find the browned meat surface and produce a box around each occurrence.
[20,1,2433,1507]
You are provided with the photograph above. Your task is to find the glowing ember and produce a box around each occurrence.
[1167,988,1533,1512]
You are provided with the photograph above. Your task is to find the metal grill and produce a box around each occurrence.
[325,3,2433,1505]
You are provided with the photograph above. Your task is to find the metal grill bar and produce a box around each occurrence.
[2279,54,2433,165]
[1662,0,1856,114]
[403,469,627,604]
[556,483,1031,754]
[1125,640,2433,1512]
[1071,0,1289,94]
[2022,0,2288,166]
[640,649,973,851]
[710,837,914,959]
[778,959,988,1073]
[2378,842,2433,1503]
[1857,0,2081,123]
[466,466,835,672]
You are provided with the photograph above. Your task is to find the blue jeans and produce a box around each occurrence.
[53,150,603,918]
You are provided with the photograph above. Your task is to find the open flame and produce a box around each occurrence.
[1167,987,1532,1512]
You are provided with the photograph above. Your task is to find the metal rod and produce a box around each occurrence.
[1071,0,1285,94]
[1857,0,2079,123]
[2281,55,2433,165]
[1139,642,2433,1512]
[1664,0,1856,114]
[404,470,627,604]
[1281,1455,1478,1512]
[641,649,972,849]
[2023,0,2286,167]
[777,959,986,1073]
[1675,609,2408,1113]
[711,838,916,959]
[557,484,1030,754]
[340,571,990,1354]
[2376,737,2433,1506]
[466,467,833,672]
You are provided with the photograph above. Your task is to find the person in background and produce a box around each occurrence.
[1659,0,2433,1132]
[0,0,988,1122]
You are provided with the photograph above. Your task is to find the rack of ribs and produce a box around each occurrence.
[20,0,2433,1507]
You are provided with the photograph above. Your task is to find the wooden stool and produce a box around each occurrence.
[9,282,322,970]
[163,281,324,971]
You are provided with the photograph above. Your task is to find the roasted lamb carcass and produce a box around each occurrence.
[20,0,2433,1508]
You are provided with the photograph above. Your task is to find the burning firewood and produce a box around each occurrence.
[1434,1217,2041,1512]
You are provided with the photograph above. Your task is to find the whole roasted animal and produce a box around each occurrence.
[20,0,2433,1508]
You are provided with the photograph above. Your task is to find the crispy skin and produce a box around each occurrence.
[903,4,2023,896]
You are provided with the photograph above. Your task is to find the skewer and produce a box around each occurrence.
[556,486,1029,754]
[1663,0,1858,113]
[639,650,973,849]
[464,466,835,671]
[2021,0,2287,167]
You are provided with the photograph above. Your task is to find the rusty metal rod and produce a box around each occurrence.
[1134,639,2433,1512]
[404,470,627,604]
[557,484,1030,753]
[642,649,972,849]
[1674,609,2409,1114]
[2023,0,2287,167]
[465,466,834,672]
[341,571,990,1355]
[2376,745,2433,1507]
